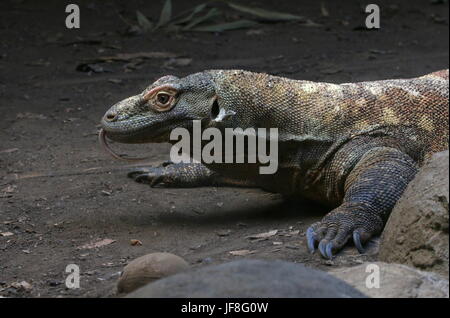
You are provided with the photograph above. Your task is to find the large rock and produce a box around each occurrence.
[126,259,366,298]
[329,262,449,298]
[379,150,449,277]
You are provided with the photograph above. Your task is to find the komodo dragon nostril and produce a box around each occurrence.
[105,111,118,122]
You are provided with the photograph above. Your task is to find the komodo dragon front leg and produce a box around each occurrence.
[129,162,257,188]
[128,162,215,187]
[306,145,418,258]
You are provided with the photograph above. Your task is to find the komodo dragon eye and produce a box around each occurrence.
[143,86,178,112]
[157,93,170,105]
[154,91,175,111]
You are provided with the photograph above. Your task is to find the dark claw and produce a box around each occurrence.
[134,174,150,183]
[127,171,140,179]
[132,173,165,187]
[318,241,328,259]
[325,242,334,260]
[353,231,365,254]
[149,175,164,187]
[128,168,151,179]
[161,161,173,167]
[306,227,316,253]
[317,241,334,260]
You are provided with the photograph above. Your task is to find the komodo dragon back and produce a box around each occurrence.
[208,69,449,164]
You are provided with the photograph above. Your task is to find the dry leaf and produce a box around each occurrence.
[229,249,256,256]
[78,238,116,250]
[16,112,47,120]
[0,148,19,154]
[108,79,123,84]
[246,230,278,240]
[130,239,142,246]
[216,229,231,237]
[11,281,32,291]
[163,58,192,68]
[0,232,14,237]
[2,185,16,193]
[320,66,342,75]
[246,29,264,36]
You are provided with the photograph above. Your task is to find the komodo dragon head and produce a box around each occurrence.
[100,72,220,145]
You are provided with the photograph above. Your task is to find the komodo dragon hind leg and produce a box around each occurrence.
[128,162,256,188]
[306,147,418,259]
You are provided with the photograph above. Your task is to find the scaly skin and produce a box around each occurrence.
[100,69,449,259]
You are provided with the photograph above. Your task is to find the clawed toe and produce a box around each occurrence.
[317,241,334,259]
[352,231,365,254]
[133,173,151,183]
[127,168,152,179]
[131,173,165,187]
[306,223,337,259]
[308,222,352,259]
[306,212,376,259]
[127,162,175,187]
[306,227,317,254]
[127,167,166,187]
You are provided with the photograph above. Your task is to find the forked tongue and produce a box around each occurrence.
[98,129,150,161]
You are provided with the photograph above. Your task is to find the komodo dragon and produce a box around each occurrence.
[99,69,449,259]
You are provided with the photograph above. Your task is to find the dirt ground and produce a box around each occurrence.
[0,0,448,297]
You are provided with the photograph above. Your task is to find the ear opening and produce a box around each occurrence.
[210,98,220,120]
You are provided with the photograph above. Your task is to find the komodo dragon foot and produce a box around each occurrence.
[306,205,384,259]
[306,147,418,259]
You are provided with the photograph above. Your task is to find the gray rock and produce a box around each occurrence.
[379,150,449,277]
[329,262,449,298]
[126,259,366,298]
